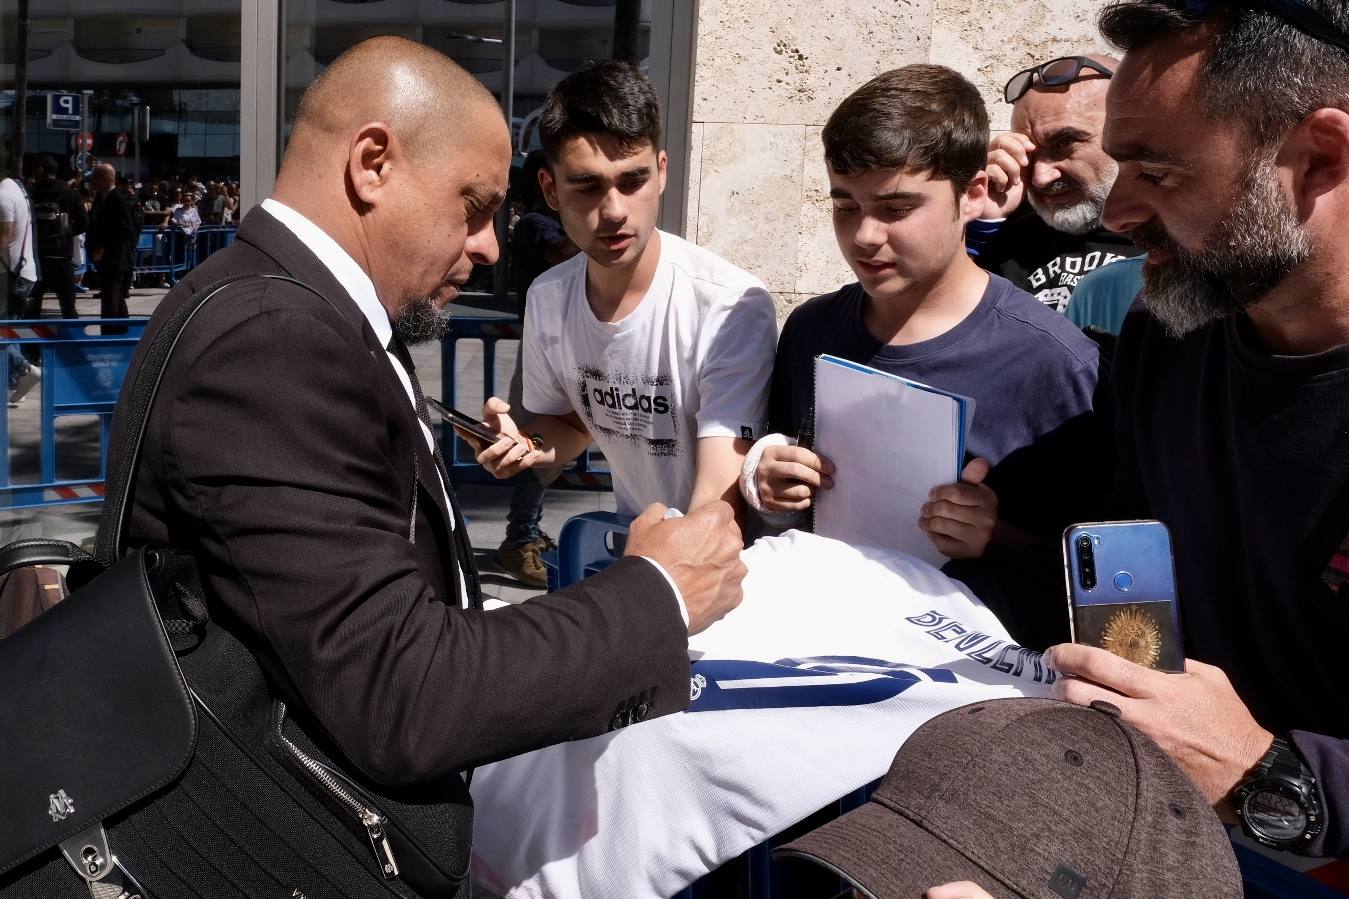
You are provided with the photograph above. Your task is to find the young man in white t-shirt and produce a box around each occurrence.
[470,61,778,527]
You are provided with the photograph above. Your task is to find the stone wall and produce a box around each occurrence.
[683,0,1114,319]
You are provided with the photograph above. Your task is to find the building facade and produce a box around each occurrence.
[2,0,1111,314]
[687,0,1112,317]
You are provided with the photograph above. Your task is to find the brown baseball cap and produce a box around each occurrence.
[774,698,1241,898]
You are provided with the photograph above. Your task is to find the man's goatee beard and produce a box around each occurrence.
[396,296,452,345]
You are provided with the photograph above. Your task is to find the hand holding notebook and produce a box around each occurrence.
[811,355,976,567]
[917,456,997,560]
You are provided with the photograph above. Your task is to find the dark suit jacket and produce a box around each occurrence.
[88,188,137,271]
[112,206,690,799]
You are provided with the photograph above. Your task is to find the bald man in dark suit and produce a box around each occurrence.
[109,36,744,896]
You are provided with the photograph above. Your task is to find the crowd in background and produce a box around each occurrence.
[2,153,244,401]
[9,157,241,309]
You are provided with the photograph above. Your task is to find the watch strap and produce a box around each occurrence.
[1260,737,1315,785]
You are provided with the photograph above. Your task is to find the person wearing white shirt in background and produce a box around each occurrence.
[0,149,38,316]
[0,143,41,404]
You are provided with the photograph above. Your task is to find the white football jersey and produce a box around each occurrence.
[471,531,1054,898]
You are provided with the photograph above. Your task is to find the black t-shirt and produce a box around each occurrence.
[768,275,1112,537]
[1109,306,1349,854]
[969,204,1140,312]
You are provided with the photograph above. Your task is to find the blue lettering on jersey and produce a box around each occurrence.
[688,656,957,713]
[905,609,1057,685]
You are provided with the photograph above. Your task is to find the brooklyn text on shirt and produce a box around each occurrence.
[1027,250,1131,293]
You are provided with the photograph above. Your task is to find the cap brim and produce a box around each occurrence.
[775,803,1017,899]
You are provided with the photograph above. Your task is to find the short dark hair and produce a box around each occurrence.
[538,60,662,162]
[34,154,60,176]
[822,64,989,193]
[1099,0,1349,147]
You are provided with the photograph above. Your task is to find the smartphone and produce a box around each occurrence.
[425,397,503,445]
[1062,520,1184,672]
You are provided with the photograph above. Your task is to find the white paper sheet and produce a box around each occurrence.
[811,355,967,567]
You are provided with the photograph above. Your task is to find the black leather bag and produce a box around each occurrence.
[0,275,472,899]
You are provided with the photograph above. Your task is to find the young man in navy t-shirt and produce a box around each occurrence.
[740,64,1111,558]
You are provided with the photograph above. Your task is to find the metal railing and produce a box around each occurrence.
[85,224,237,286]
[0,318,147,510]
[1,302,607,510]
[439,308,610,490]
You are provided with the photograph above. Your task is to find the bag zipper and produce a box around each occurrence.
[273,703,400,880]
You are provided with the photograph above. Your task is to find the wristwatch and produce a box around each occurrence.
[1233,737,1322,852]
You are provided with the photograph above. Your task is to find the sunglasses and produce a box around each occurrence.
[1185,0,1349,53]
[1003,56,1114,104]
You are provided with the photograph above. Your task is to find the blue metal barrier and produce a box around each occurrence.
[134,228,180,284]
[100,225,240,287]
[440,306,610,490]
[541,510,630,592]
[194,225,236,266]
[0,297,595,510]
[1,318,147,509]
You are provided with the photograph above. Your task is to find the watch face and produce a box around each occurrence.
[1244,786,1308,843]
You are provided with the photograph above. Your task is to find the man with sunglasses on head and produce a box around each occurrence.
[967,54,1143,312]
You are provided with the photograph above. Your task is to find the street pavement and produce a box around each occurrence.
[0,285,616,606]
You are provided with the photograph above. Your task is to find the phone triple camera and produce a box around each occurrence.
[1076,534,1097,590]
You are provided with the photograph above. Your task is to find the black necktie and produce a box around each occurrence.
[387,334,481,607]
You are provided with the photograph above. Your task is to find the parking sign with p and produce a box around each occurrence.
[46,93,82,130]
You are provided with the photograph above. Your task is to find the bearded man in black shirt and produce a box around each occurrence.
[1042,0,1349,861]
[967,53,1142,311]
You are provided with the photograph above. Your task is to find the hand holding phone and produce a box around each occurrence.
[425,397,505,446]
[1063,520,1184,672]
[437,395,545,480]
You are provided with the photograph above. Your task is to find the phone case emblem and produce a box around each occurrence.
[1100,606,1162,669]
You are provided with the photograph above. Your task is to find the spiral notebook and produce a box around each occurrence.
[811,354,975,567]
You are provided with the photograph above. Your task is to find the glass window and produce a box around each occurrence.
[280,0,652,308]
[2,0,242,189]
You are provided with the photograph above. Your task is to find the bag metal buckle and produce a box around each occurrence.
[58,823,147,899]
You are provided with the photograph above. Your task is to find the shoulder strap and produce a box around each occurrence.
[94,273,337,565]
[13,179,32,274]
[0,179,19,275]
